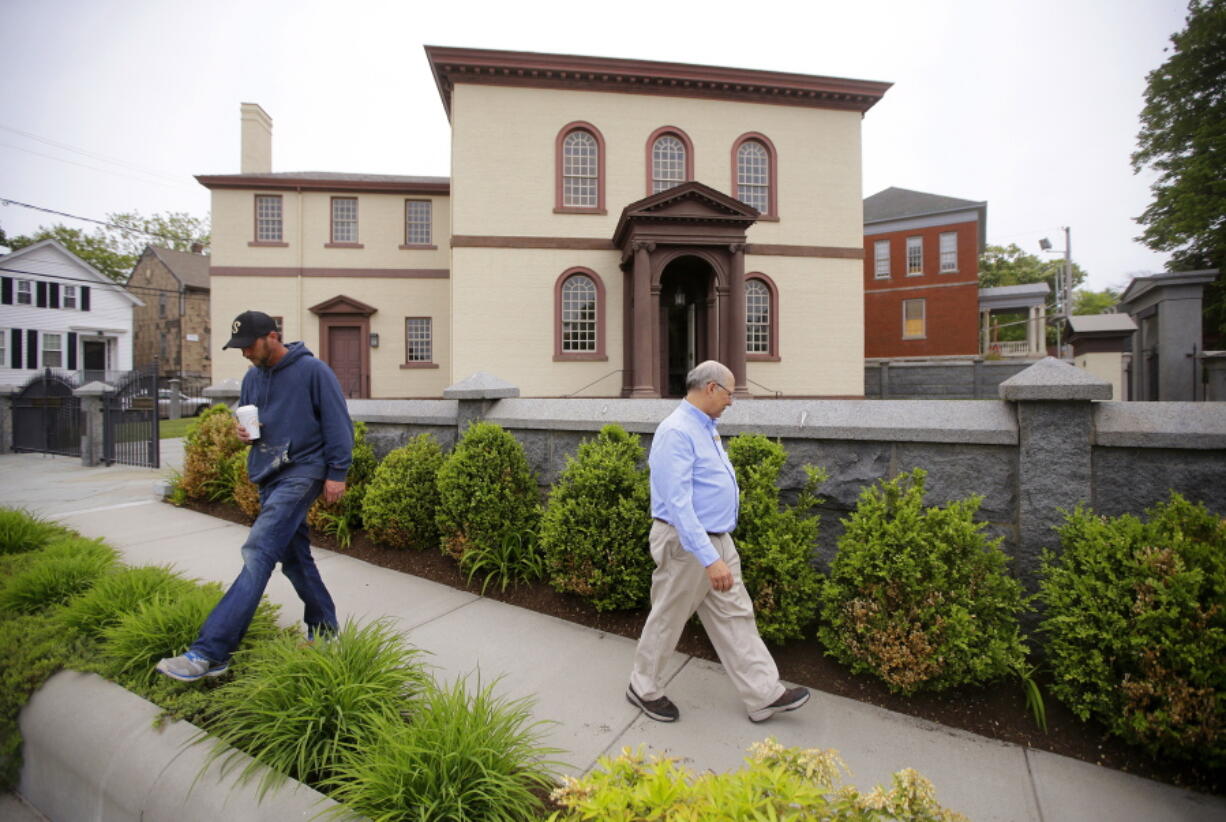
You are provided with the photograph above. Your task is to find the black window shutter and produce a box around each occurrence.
[36,281,47,308]
[81,286,91,311]
[67,332,78,370]
[10,329,21,368]
[49,282,60,308]
[1,277,10,304]
[26,329,38,368]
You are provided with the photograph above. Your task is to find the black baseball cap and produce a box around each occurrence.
[222,310,279,349]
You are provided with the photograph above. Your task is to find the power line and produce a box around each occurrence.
[0,124,189,186]
[0,197,207,247]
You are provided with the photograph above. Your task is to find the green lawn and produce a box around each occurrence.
[160,416,198,439]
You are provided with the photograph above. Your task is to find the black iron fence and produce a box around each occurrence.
[102,368,159,468]
[12,369,81,457]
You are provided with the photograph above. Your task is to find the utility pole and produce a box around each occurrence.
[1040,227,1073,359]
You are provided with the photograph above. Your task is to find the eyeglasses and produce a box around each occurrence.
[710,382,734,397]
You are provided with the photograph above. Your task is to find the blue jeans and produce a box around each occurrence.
[192,474,338,663]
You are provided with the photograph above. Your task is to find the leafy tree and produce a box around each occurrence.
[978,243,1087,293]
[5,211,210,282]
[1072,288,1120,315]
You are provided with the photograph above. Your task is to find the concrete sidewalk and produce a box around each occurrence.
[2,447,1224,821]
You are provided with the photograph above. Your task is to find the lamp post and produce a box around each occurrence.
[1039,227,1072,358]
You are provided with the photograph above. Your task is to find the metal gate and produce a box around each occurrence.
[102,369,160,468]
[12,370,82,457]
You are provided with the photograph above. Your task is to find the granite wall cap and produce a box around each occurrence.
[73,381,114,397]
[203,378,242,398]
[1094,401,1226,449]
[443,372,520,400]
[998,357,1112,401]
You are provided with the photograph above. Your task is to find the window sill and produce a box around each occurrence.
[905,272,924,277]
[399,244,438,250]
[940,269,959,275]
[553,207,607,215]
[248,241,288,247]
[755,215,780,222]
[553,353,608,362]
[400,362,440,369]
[747,354,781,362]
[902,336,928,341]
[324,242,365,249]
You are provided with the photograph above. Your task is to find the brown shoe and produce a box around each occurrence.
[749,686,810,722]
[627,685,680,722]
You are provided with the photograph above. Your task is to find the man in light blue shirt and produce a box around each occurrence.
[628,360,810,723]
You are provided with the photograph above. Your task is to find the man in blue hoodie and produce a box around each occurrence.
[156,310,354,681]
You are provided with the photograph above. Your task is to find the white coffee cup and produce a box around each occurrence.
[235,404,261,440]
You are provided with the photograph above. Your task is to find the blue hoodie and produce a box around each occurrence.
[239,341,354,486]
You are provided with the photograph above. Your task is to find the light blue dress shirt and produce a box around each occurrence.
[649,400,740,567]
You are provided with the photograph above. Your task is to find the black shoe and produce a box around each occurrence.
[626,685,680,722]
[749,686,810,723]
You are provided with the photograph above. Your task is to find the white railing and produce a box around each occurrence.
[983,340,1034,357]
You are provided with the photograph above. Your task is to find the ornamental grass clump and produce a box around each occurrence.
[203,618,429,798]
[1039,493,1226,766]
[0,537,119,615]
[0,507,70,555]
[58,564,196,642]
[308,420,378,547]
[362,433,445,550]
[540,424,652,611]
[326,675,561,821]
[178,405,244,501]
[436,422,542,585]
[727,434,827,644]
[548,737,967,821]
[818,469,1029,694]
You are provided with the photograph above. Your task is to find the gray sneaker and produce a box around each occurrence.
[748,686,810,723]
[155,650,229,682]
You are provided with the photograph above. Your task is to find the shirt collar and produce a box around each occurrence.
[681,399,718,431]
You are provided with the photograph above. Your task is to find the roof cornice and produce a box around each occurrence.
[195,174,450,195]
[425,45,891,119]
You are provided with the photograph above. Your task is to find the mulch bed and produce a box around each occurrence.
[179,498,1224,796]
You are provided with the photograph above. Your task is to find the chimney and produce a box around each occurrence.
[240,103,272,174]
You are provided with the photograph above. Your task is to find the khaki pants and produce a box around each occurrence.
[630,520,785,714]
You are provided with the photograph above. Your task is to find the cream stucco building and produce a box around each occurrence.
[200,47,890,398]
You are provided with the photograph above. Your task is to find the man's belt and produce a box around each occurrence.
[653,517,726,538]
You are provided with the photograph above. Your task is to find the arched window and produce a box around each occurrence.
[555,123,606,213]
[554,268,607,360]
[731,133,778,218]
[745,274,779,360]
[647,127,693,195]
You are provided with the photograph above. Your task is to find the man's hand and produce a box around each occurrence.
[236,422,253,444]
[323,480,346,505]
[706,559,734,592]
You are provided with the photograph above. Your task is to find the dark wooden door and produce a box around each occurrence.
[328,326,364,398]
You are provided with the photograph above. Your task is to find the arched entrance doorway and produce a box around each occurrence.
[659,256,716,397]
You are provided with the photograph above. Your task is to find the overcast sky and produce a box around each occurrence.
[0,0,1191,293]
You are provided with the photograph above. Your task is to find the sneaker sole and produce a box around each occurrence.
[155,662,229,682]
[626,688,678,722]
[748,690,810,723]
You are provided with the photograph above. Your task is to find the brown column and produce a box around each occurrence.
[728,243,748,394]
[630,241,659,397]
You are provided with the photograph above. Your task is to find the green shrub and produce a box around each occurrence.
[0,508,70,555]
[98,582,279,691]
[308,421,378,546]
[0,613,78,790]
[1039,494,1226,765]
[225,450,261,520]
[179,405,244,501]
[548,737,967,821]
[436,422,541,583]
[58,565,195,642]
[540,425,652,611]
[362,434,445,550]
[727,434,827,644]
[204,618,429,797]
[818,469,1028,694]
[0,537,119,615]
[326,675,560,821]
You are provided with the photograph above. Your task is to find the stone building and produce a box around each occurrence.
[127,246,211,379]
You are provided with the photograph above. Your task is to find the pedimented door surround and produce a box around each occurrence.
[308,294,376,399]
[613,181,759,398]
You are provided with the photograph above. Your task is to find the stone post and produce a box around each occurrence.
[728,243,748,395]
[630,241,658,397]
[74,381,112,467]
[167,378,182,420]
[999,357,1110,594]
[0,385,18,453]
[203,378,242,409]
[442,372,520,437]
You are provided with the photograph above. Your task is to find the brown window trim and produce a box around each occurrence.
[644,126,695,197]
[404,198,433,247]
[253,193,284,244]
[745,272,781,361]
[330,196,359,245]
[400,362,440,369]
[730,132,779,219]
[399,243,439,250]
[555,121,606,213]
[554,266,607,361]
[248,241,289,248]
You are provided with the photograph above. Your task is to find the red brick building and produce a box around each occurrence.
[863,187,986,359]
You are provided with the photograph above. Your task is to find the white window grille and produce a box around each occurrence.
[405,317,432,362]
[940,232,958,272]
[255,195,283,242]
[405,200,431,245]
[736,141,769,213]
[331,198,358,243]
[874,240,891,279]
[562,131,598,207]
[561,274,598,352]
[652,135,686,194]
[746,280,770,354]
[42,332,63,368]
[906,236,923,276]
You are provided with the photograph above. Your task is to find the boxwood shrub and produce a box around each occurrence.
[362,433,445,551]
[818,469,1029,694]
[308,420,378,546]
[1039,494,1226,765]
[727,434,826,645]
[540,424,653,611]
[178,405,244,501]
